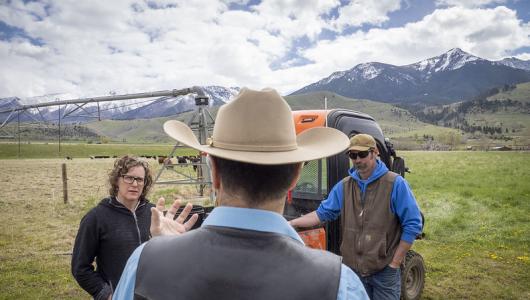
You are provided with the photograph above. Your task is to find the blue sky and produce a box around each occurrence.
[1,0,529,99]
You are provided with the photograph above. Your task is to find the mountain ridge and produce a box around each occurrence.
[291,48,530,105]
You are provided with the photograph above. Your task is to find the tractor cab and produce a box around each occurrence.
[285,109,425,300]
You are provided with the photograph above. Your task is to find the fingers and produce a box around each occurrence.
[183,213,199,231]
[150,207,161,236]
[165,198,181,221]
[156,197,165,212]
[175,202,193,224]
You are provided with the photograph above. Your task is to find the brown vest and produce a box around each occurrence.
[340,171,401,276]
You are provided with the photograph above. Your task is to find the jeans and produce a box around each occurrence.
[358,265,401,300]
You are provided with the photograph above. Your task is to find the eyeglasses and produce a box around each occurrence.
[121,175,145,184]
[348,150,371,160]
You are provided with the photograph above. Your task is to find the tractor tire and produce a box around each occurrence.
[392,157,406,177]
[400,250,425,300]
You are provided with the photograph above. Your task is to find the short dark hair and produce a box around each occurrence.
[211,156,300,206]
[108,155,153,199]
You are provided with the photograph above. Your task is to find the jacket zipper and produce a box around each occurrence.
[109,197,145,246]
[132,201,142,245]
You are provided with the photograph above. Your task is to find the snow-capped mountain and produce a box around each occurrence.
[292,48,530,104]
[18,93,63,105]
[1,86,240,123]
[0,97,21,110]
[117,86,240,120]
[497,57,530,71]
[405,48,483,75]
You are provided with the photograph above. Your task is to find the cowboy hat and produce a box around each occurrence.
[163,88,349,165]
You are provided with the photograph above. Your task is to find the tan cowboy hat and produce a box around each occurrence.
[163,88,349,165]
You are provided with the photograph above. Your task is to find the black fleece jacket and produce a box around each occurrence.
[71,197,154,300]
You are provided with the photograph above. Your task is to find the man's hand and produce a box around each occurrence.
[150,197,199,237]
[389,240,412,268]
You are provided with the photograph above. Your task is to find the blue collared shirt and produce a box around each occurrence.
[114,207,368,300]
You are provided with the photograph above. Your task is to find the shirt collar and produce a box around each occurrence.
[202,206,304,244]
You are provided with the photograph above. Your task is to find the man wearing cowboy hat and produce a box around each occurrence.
[113,88,369,299]
[289,133,422,300]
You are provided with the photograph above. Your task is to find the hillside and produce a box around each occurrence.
[285,91,457,139]
[487,82,530,103]
[84,91,455,146]
[85,108,220,143]
[6,89,524,149]
[413,83,530,145]
[0,122,101,141]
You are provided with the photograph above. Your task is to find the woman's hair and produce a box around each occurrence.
[108,155,153,199]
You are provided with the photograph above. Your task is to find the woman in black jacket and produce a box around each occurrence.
[71,155,155,300]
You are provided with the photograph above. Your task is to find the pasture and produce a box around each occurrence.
[0,151,528,299]
[0,142,193,159]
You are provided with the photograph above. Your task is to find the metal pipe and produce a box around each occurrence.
[58,105,61,153]
[17,112,20,157]
[0,87,202,114]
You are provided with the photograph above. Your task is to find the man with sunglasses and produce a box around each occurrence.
[290,133,422,300]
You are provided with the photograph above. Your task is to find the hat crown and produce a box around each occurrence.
[349,134,376,151]
[211,88,297,152]
[163,87,350,165]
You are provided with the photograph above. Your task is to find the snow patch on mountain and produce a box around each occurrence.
[355,63,382,80]
[317,71,347,85]
[405,48,482,74]
[497,57,530,71]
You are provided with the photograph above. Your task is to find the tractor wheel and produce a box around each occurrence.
[392,157,406,177]
[400,250,425,300]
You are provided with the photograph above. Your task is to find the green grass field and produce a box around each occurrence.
[0,142,195,159]
[403,151,530,299]
[0,151,528,299]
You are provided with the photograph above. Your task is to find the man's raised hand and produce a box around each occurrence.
[150,197,199,237]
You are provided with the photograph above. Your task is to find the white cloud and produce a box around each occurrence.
[289,5,530,90]
[435,0,507,8]
[250,0,339,41]
[332,0,402,30]
[0,0,529,98]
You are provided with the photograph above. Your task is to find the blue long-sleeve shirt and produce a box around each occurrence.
[316,159,422,243]
[113,207,369,300]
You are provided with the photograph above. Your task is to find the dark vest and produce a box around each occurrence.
[134,225,342,300]
[340,172,401,276]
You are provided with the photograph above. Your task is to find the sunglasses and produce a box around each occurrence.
[348,150,371,160]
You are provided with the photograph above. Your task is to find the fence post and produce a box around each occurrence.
[62,163,68,204]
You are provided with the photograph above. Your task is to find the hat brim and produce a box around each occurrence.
[348,146,372,151]
[164,120,350,165]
